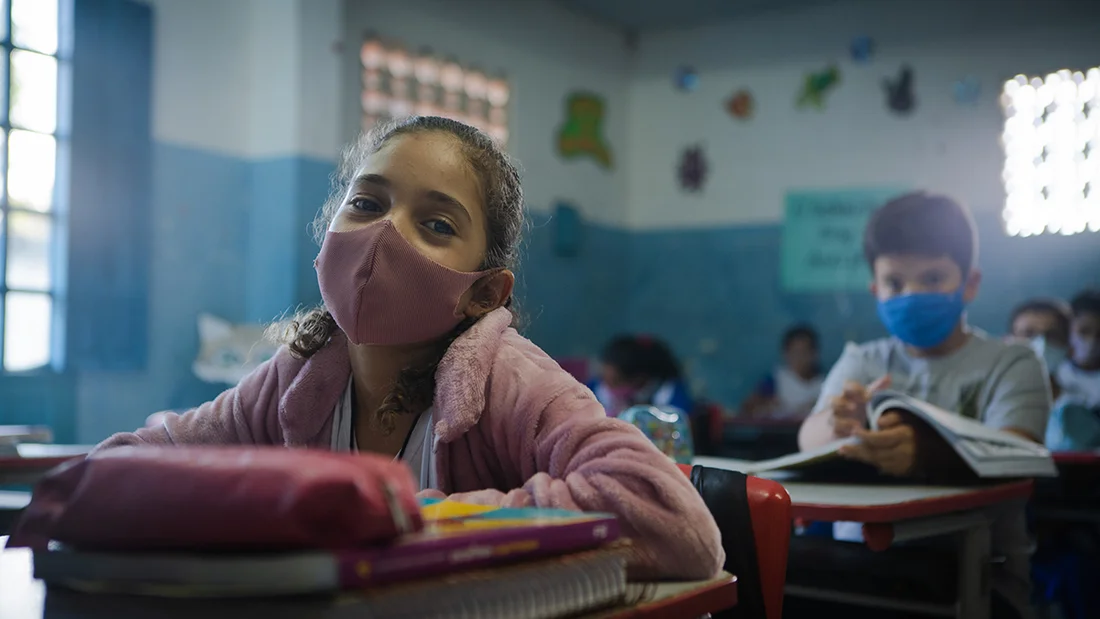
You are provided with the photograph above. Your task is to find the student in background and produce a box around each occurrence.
[95,117,722,581]
[797,192,1050,619]
[740,324,824,419]
[1056,289,1100,407]
[1008,297,1072,399]
[590,335,694,418]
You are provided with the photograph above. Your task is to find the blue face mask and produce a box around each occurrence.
[877,288,966,349]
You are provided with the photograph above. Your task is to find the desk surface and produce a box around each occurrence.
[0,445,90,471]
[781,480,1033,523]
[0,544,736,619]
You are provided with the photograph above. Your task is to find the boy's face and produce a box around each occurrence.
[1012,310,1069,348]
[870,254,979,303]
[783,336,818,376]
[1070,311,1100,369]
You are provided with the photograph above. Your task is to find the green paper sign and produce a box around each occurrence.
[781,188,905,291]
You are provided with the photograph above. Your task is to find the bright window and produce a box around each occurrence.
[1,0,66,372]
[360,37,510,146]
[1001,68,1100,237]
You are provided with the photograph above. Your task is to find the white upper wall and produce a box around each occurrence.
[138,0,343,161]
[625,0,1100,229]
[342,0,632,224]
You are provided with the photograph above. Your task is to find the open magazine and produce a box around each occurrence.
[696,390,1056,478]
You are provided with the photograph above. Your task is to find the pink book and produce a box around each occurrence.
[31,499,621,596]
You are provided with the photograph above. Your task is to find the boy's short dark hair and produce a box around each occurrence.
[1070,289,1100,318]
[863,192,978,275]
[1009,298,1071,340]
[782,324,819,351]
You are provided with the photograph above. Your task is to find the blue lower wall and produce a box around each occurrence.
[3,140,1099,441]
[626,212,1100,408]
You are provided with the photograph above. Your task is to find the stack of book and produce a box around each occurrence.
[32,497,629,619]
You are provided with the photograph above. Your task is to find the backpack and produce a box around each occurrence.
[617,405,695,465]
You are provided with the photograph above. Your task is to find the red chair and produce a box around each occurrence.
[678,463,791,619]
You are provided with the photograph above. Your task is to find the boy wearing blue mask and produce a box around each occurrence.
[797,192,1051,619]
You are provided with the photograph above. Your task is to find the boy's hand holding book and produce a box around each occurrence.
[830,376,891,438]
[839,410,918,476]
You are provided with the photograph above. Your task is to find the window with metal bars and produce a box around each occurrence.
[0,0,67,372]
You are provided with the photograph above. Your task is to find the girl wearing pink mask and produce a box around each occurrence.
[95,116,723,580]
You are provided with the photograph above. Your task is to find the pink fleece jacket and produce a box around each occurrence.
[96,308,724,580]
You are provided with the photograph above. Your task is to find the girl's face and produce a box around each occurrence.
[331,132,489,273]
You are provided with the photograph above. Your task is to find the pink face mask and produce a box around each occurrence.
[315,220,493,346]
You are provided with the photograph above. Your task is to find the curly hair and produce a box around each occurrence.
[271,116,525,433]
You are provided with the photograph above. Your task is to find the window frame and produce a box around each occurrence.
[0,0,72,375]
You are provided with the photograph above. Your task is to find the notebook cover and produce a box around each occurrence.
[336,498,620,588]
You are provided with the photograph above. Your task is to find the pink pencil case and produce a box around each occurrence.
[9,445,422,552]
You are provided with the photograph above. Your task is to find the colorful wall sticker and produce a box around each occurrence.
[675,66,699,92]
[953,76,981,105]
[884,65,916,115]
[557,92,613,169]
[849,36,875,63]
[678,146,708,192]
[796,65,841,110]
[726,89,754,120]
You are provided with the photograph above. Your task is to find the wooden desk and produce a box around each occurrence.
[695,456,1033,619]
[0,445,91,486]
[0,544,736,619]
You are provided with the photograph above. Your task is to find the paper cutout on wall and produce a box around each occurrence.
[796,66,840,110]
[850,36,874,63]
[884,65,916,115]
[553,202,583,257]
[678,146,708,192]
[726,90,754,120]
[953,76,981,105]
[675,66,699,92]
[781,188,907,291]
[557,92,613,169]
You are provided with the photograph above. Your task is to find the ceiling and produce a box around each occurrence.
[551,0,841,33]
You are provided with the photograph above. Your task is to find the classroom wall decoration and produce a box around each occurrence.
[675,66,699,92]
[553,202,583,257]
[677,146,708,192]
[796,66,841,110]
[953,76,981,105]
[849,36,874,64]
[884,65,916,115]
[781,188,906,291]
[556,92,613,169]
[726,90,754,120]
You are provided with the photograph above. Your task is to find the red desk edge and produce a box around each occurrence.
[0,454,85,470]
[602,574,737,619]
[1053,451,1100,465]
[789,479,1034,524]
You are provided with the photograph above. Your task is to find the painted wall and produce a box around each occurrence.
[73,0,344,440]
[622,0,1100,406]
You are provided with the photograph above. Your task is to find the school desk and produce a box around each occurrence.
[0,542,738,619]
[0,445,91,486]
[693,456,1032,619]
[788,481,1033,619]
